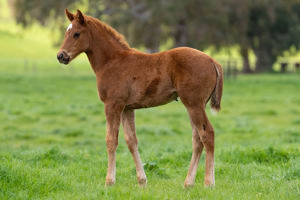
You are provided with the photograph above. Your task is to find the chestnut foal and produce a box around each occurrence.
[57,9,223,188]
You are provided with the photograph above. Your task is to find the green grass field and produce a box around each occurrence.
[0,5,300,199]
[0,68,299,199]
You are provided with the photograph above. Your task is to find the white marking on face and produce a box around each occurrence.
[67,23,73,31]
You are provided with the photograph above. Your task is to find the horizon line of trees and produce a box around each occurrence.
[9,0,300,73]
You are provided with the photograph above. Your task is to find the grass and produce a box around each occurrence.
[0,68,299,199]
[0,5,299,198]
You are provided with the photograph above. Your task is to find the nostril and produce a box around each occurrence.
[57,51,71,64]
[57,53,63,60]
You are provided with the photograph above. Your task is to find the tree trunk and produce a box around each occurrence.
[240,47,251,73]
[144,23,161,53]
[254,49,273,72]
[145,47,159,54]
[174,19,187,47]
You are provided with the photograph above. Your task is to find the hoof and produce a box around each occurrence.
[138,178,147,188]
[204,181,215,188]
[183,180,195,188]
[105,179,115,187]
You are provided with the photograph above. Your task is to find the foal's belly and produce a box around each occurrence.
[125,89,178,109]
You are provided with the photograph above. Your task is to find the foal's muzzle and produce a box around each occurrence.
[57,51,71,64]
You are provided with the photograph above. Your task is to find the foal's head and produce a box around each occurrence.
[57,9,90,65]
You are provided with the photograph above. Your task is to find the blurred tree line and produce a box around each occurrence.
[9,0,300,72]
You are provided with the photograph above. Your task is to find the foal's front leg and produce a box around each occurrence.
[122,109,147,187]
[104,102,124,187]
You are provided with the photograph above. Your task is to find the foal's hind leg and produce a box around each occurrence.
[184,122,204,188]
[185,106,215,187]
[121,109,147,187]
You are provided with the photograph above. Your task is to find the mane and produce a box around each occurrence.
[86,16,131,50]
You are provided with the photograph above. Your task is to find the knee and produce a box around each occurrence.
[200,128,214,150]
[106,135,118,152]
[192,134,203,152]
[125,135,138,153]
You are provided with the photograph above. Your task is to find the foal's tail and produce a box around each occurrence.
[210,62,223,115]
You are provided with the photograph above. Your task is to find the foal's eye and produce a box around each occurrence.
[73,32,80,38]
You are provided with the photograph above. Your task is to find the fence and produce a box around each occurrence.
[280,62,300,73]
[1,58,299,78]
[218,59,300,79]
[0,57,91,74]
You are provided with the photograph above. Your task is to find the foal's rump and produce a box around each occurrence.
[169,47,223,111]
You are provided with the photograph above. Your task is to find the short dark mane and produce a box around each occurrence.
[86,16,130,50]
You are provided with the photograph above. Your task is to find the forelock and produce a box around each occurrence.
[67,23,73,31]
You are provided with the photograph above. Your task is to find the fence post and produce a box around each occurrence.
[24,59,28,71]
[280,62,288,73]
[32,61,37,72]
[233,61,237,79]
[227,60,231,78]
[295,63,300,72]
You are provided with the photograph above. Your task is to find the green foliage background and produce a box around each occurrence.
[6,0,300,71]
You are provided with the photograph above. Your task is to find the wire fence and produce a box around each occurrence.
[1,58,299,78]
[0,57,92,74]
[217,59,300,79]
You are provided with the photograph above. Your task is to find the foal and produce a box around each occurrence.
[57,9,223,188]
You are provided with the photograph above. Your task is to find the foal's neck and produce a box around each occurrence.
[85,19,132,73]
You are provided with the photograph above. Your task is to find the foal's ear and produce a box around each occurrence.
[65,9,74,22]
[76,9,85,25]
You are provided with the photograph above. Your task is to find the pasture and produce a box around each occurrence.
[0,66,299,199]
[0,12,299,199]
